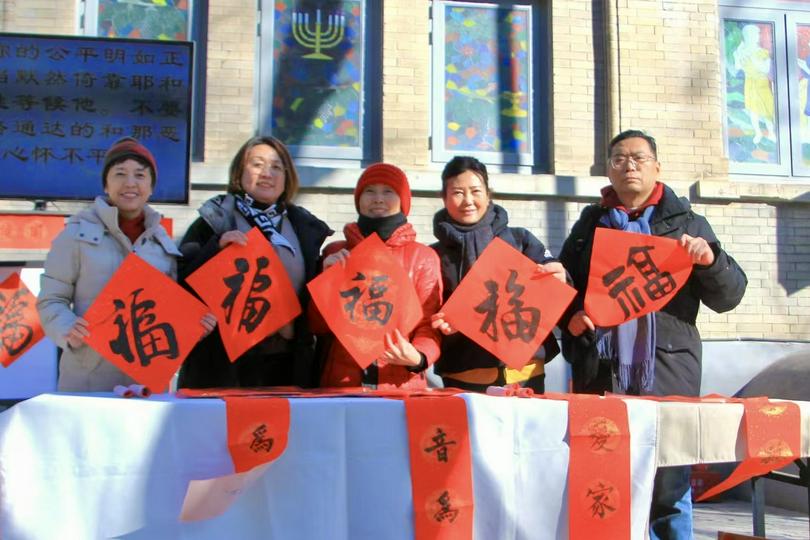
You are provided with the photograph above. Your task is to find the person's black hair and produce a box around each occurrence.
[440,156,491,196]
[608,129,658,159]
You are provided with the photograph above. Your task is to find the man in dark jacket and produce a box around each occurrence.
[559,130,747,540]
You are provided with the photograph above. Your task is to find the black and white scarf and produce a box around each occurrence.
[234,194,296,254]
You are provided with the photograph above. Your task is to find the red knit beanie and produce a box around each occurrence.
[354,163,411,216]
[102,137,158,187]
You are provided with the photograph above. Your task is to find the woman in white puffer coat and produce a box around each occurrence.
[37,137,213,392]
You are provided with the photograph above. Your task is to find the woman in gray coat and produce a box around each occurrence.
[37,138,215,392]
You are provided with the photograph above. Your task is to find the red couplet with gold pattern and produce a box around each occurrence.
[697,397,800,502]
[404,396,474,540]
[567,394,631,540]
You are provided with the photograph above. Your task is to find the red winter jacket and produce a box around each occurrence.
[310,222,443,390]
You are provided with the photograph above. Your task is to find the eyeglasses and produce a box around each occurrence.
[608,153,656,170]
[248,160,286,175]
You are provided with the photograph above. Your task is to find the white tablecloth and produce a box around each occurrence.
[0,393,661,539]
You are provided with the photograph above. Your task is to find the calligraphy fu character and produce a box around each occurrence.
[430,156,567,394]
[178,136,332,389]
[310,163,443,390]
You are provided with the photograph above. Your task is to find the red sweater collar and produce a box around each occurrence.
[119,212,146,244]
[600,182,664,216]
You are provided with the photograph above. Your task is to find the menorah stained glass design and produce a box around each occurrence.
[271,0,364,150]
[292,9,346,61]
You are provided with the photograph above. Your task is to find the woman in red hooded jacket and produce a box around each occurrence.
[310,163,442,390]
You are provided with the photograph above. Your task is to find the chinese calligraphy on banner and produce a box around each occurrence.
[307,233,422,369]
[585,228,693,327]
[82,253,208,391]
[404,396,473,540]
[0,272,44,367]
[224,396,290,473]
[567,395,631,539]
[185,227,302,362]
[440,237,576,370]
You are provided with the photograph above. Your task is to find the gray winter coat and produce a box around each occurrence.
[37,197,181,391]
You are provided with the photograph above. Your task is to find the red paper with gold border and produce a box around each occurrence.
[0,272,44,367]
[82,253,209,391]
[405,396,473,540]
[696,398,800,502]
[567,394,631,540]
[224,396,290,473]
[185,227,301,362]
[307,233,422,369]
[585,228,692,327]
[440,237,576,370]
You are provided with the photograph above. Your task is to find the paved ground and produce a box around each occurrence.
[694,499,809,539]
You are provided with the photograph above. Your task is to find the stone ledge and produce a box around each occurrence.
[697,179,810,204]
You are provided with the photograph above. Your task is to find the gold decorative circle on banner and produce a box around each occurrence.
[581,478,621,520]
[580,416,621,454]
[758,404,788,416]
[757,438,793,464]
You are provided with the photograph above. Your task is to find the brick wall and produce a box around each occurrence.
[204,0,257,162]
[612,0,728,180]
[551,0,607,175]
[381,1,431,168]
[0,1,75,36]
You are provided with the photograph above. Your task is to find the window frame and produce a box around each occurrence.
[785,11,810,177]
[719,8,791,178]
[430,0,549,171]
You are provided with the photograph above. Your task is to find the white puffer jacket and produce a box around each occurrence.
[37,196,181,391]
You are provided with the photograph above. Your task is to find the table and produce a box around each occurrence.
[0,393,664,539]
[3,393,810,539]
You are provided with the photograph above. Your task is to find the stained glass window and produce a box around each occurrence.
[91,0,191,41]
[723,20,781,167]
[720,5,810,179]
[82,0,204,160]
[260,0,366,158]
[433,1,540,167]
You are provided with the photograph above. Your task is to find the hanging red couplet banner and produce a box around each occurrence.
[186,227,302,362]
[224,396,290,473]
[0,214,66,250]
[0,272,45,367]
[82,253,210,391]
[307,233,422,369]
[585,228,692,327]
[440,237,576,370]
[567,394,631,540]
[696,397,800,502]
[404,396,474,540]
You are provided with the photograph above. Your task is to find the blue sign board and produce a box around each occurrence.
[0,33,192,203]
